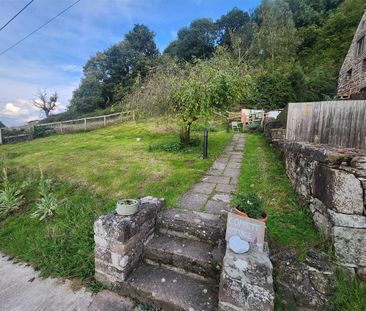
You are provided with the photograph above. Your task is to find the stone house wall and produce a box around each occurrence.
[337,10,366,98]
[284,142,366,278]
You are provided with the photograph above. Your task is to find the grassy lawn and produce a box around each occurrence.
[0,119,231,205]
[0,119,232,283]
[238,133,327,256]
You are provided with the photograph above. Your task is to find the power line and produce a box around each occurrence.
[0,0,82,56]
[0,0,35,32]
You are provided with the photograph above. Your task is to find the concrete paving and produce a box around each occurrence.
[0,253,93,311]
[177,133,245,214]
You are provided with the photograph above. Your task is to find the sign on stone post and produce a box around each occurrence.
[226,212,265,252]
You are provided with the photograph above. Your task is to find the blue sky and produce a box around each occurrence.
[0,0,260,126]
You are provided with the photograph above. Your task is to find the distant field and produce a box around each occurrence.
[0,119,231,205]
[0,118,231,281]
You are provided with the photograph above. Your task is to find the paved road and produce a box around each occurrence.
[0,254,93,311]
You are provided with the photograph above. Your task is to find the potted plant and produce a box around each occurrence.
[116,199,139,216]
[231,192,267,222]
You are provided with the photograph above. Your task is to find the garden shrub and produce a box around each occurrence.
[31,171,65,221]
[231,192,264,219]
[148,137,201,152]
[0,168,24,219]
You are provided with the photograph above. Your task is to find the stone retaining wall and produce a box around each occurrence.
[94,197,165,286]
[284,142,366,278]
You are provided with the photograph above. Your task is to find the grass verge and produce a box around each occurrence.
[238,133,328,256]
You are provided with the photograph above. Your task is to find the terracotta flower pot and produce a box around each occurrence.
[233,208,268,222]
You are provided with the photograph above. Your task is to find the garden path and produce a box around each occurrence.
[177,133,245,214]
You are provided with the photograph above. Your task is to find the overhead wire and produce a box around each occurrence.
[0,0,82,56]
[0,0,35,32]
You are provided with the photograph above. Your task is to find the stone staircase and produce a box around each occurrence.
[118,208,226,311]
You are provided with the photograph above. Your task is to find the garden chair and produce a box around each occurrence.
[231,121,241,132]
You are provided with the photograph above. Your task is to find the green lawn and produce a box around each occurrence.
[0,119,232,282]
[238,133,328,256]
[0,119,231,205]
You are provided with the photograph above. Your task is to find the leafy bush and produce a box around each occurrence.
[148,137,201,152]
[0,168,24,218]
[31,171,65,221]
[191,124,221,132]
[33,125,56,138]
[231,192,264,219]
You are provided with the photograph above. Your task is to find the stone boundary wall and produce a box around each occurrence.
[94,197,165,286]
[284,142,366,278]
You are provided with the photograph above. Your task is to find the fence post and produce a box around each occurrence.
[84,118,87,131]
[103,116,106,127]
[0,128,3,145]
[60,122,63,133]
[29,125,35,140]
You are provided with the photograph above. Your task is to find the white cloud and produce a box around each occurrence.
[3,103,22,116]
[0,98,65,126]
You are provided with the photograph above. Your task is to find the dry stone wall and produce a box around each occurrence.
[284,142,366,278]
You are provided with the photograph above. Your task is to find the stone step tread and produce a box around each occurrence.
[157,208,226,244]
[144,234,224,278]
[122,263,218,311]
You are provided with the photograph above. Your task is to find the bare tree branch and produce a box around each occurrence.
[33,89,58,117]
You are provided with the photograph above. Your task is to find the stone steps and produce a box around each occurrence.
[119,263,218,311]
[157,208,226,245]
[144,233,224,280]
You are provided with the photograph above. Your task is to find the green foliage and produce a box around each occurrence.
[169,50,253,144]
[148,137,201,153]
[216,8,251,49]
[332,269,366,311]
[65,0,365,119]
[0,169,23,219]
[69,24,159,114]
[33,125,56,138]
[231,192,264,219]
[251,0,299,64]
[164,18,217,61]
[31,171,65,221]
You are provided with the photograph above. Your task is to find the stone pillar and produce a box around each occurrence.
[219,247,274,311]
[94,196,165,286]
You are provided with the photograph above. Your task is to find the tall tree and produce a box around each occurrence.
[251,0,298,64]
[164,18,216,61]
[216,8,251,49]
[33,90,58,117]
[69,24,159,114]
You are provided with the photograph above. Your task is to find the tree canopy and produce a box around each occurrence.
[69,24,159,114]
[63,0,366,121]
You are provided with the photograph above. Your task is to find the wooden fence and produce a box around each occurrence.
[286,101,366,150]
[0,111,135,145]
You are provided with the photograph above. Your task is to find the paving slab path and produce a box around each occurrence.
[178,133,245,214]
